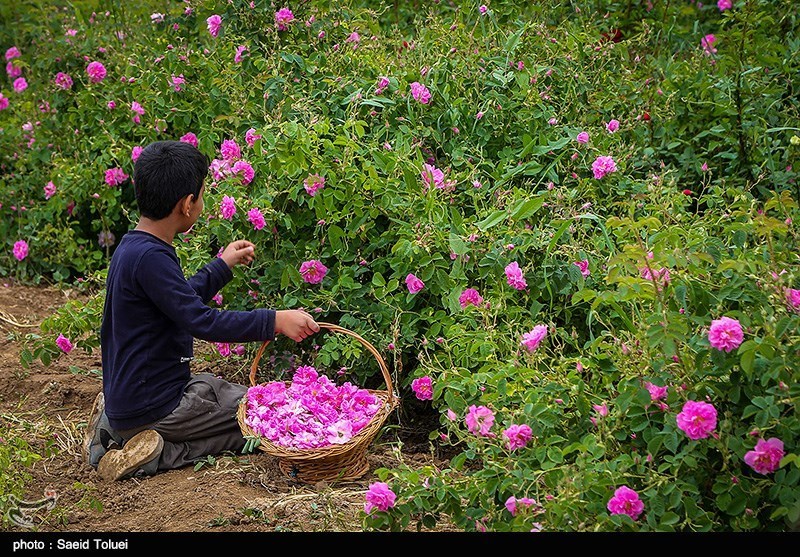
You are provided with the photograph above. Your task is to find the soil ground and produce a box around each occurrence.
[0,283,452,534]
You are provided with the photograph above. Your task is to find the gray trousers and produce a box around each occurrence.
[117,373,248,471]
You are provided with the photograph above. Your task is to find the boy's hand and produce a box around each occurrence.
[221,240,255,269]
[275,309,320,342]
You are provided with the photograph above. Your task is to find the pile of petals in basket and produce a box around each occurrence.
[243,365,384,449]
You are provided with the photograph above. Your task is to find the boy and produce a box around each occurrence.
[83,139,319,481]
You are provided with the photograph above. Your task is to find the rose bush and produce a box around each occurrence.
[1,0,797,531]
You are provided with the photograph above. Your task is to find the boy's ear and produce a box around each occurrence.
[178,194,192,217]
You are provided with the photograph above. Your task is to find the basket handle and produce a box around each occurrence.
[249,322,395,405]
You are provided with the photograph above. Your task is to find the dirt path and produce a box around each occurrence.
[0,283,447,533]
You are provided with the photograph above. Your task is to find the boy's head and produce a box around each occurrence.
[133,140,209,220]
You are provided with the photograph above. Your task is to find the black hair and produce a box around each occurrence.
[133,140,209,220]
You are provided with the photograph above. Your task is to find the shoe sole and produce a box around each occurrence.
[97,430,164,481]
[81,391,105,465]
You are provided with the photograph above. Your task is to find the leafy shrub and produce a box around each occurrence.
[2,0,798,530]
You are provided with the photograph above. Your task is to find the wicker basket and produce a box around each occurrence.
[237,322,399,484]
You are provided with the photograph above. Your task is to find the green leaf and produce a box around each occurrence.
[372,272,386,287]
[727,494,747,515]
[660,512,680,526]
[774,317,793,339]
[328,224,345,253]
[449,233,470,256]
[740,348,755,374]
[510,196,543,221]
[360,98,396,108]
[476,210,507,231]
[503,26,525,54]
[546,446,564,463]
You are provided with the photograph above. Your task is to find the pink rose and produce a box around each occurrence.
[521,324,548,352]
[364,482,396,514]
[299,260,328,284]
[274,8,295,31]
[207,15,222,37]
[465,405,495,437]
[744,438,784,475]
[220,195,236,220]
[504,261,527,290]
[592,155,617,179]
[405,273,425,294]
[502,424,532,451]
[303,174,325,196]
[410,81,431,104]
[458,288,483,309]
[411,376,433,400]
[574,259,590,277]
[607,486,644,520]
[708,316,743,352]
[86,61,107,83]
[676,400,717,440]
[12,240,28,261]
[180,132,198,147]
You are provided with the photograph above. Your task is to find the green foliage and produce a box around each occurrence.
[1,0,798,531]
[0,426,44,528]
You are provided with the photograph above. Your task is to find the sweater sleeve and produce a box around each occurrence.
[136,249,275,343]
[187,256,232,304]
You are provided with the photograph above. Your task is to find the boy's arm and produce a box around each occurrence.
[139,250,275,342]
[187,240,255,303]
[187,257,232,304]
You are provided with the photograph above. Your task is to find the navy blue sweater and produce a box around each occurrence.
[100,230,276,430]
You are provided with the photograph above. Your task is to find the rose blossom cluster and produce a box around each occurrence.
[105,167,128,187]
[244,365,384,449]
[674,398,785,475]
[459,405,533,451]
[209,138,254,185]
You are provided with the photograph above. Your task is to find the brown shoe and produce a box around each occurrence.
[82,392,104,464]
[81,392,124,468]
[97,430,163,481]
